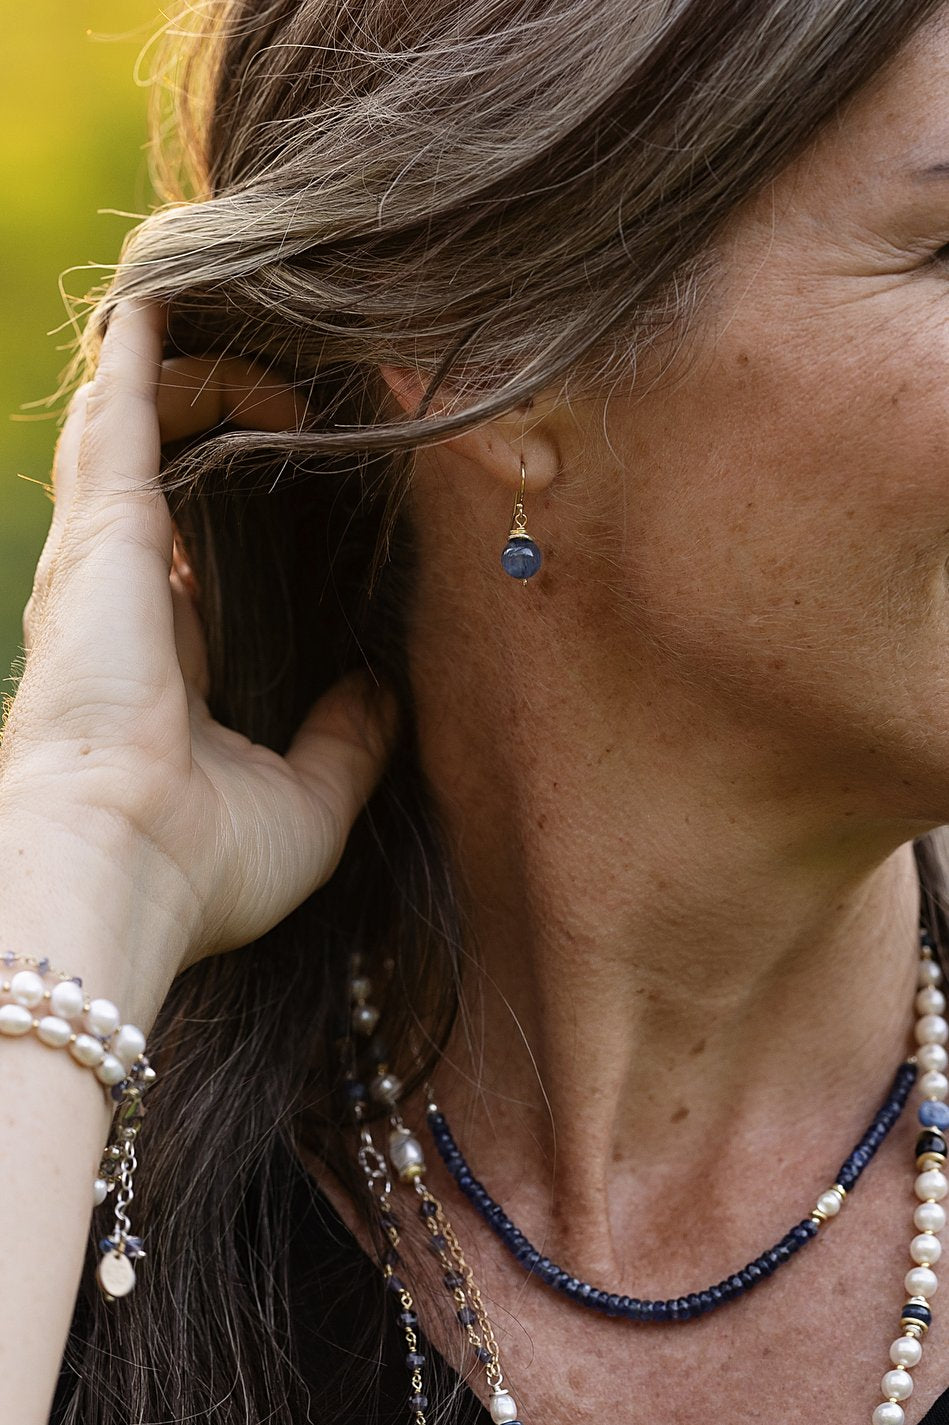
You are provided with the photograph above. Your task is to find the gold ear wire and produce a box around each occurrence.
[500,454,543,585]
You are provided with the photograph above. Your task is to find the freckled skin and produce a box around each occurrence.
[352,9,949,1424]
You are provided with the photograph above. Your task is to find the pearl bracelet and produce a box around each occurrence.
[0,950,157,1302]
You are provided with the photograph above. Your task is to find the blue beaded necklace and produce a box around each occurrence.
[425,1060,917,1323]
[348,915,949,1425]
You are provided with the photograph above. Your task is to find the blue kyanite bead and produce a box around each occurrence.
[386,1274,407,1293]
[902,1302,932,1326]
[919,1101,949,1131]
[123,1236,145,1258]
[408,1395,428,1412]
[37,957,50,974]
[1,951,14,967]
[419,1200,437,1219]
[99,1236,117,1253]
[406,1352,426,1368]
[500,535,542,580]
[427,1233,447,1255]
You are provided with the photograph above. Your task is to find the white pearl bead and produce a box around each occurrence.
[918,1043,949,1074]
[915,1200,947,1232]
[36,1015,72,1048]
[881,1369,913,1401]
[916,1015,949,1046]
[94,1053,128,1086]
[915,1169,948,1202]
[0,1003,33,1035]
[49,979,85,1020]
[93,1178,109,1206]
[817,1190,842,1216]
[10,970,45,1007]
[388,1128,425,1178]
[489,1392,519,1424]
[85,997,120,1037]
[111,1023,146,1067]
[920,960,943,987]
[349,976,372,1001]
[890,1336,923,1368]
[872,1404,905,1425]
[911,1232,942,1264]
[370,1072,403,1105]
[917,987,947,1016]
[352,1003,380,1035]
[920,1070,949,1100]
[69,1033,104,1068]
[905,1266,939,1297]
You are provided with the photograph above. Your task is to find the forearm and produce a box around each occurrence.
[0,816,187,1425]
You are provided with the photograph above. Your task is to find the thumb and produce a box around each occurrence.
[283,671,401,861]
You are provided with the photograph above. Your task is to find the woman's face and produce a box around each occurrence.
[560,6,949,825]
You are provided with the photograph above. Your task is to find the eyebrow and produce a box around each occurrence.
[916,162,949,179]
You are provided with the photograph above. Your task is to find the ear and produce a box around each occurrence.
[377,364,560,497]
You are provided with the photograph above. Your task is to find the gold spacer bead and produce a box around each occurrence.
[398,1163,425,1183]
[916,1152,948,1170]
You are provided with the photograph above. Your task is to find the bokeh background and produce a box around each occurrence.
[1,2,163,692]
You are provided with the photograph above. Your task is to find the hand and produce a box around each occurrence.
[0,299,399,979]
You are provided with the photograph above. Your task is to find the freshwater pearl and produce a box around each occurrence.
[890,1336,923,1368]
[111,1023,146,1067]
[389,1127,425,1179]
[872,1405,904,1425]
[918,1043,949,1074]
[36,1015,72,1048]
[0,1003,32,1035]
[371,1072,403,1105]
[911,1233,942,1265]
[917,988,947,1017]
[919,1071,949,1100]
[489,1391,519,1423]
[9,970,45,1007]
[817,1190,843,1217]
[920,960,943,987]
[916,1015,949,1046]
[95,1053,128,1086]
[881,1369,913,1401]
[69,1034,105,1068]
[915,1169,948,1201]
[352,1004,380,1035]
[905,1266,939,1298]
[350,976,372,1001]
[85,998,120,1037]
[915,1200,947,1232]
[49,979,85,1020]
[93,1178,108,1206]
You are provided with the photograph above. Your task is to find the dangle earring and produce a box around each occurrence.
[500,455,542,584]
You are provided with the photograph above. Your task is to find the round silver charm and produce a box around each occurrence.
[96,1250,136,1299]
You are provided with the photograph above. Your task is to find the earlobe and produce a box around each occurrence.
[376,362,560,498]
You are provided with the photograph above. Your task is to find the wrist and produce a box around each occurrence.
[0,803,198,1032]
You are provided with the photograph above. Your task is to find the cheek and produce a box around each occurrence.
[596,294,949,759]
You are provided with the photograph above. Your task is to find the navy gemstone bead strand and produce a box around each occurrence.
[426,1057,917,1324]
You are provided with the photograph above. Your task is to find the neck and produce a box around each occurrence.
[403,567,929,1283]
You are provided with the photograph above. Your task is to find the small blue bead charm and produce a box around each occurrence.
[501,535,542,580]
[919,1100,949,1130]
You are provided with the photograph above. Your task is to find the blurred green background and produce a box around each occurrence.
[0,2,162,692]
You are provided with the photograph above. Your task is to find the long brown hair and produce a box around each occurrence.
[54,1,948,1419]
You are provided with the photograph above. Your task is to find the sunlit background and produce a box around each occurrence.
[0,2,164,688]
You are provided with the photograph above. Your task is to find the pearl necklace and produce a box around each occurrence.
[343,919,948,1425]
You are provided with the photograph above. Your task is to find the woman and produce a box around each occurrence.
[3,0,949,1419]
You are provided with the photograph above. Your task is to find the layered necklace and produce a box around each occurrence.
[341,915,946,1425]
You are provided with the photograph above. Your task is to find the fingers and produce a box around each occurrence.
[22,384,93,653]
[157,356,305,442]
[283,673,401,874]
